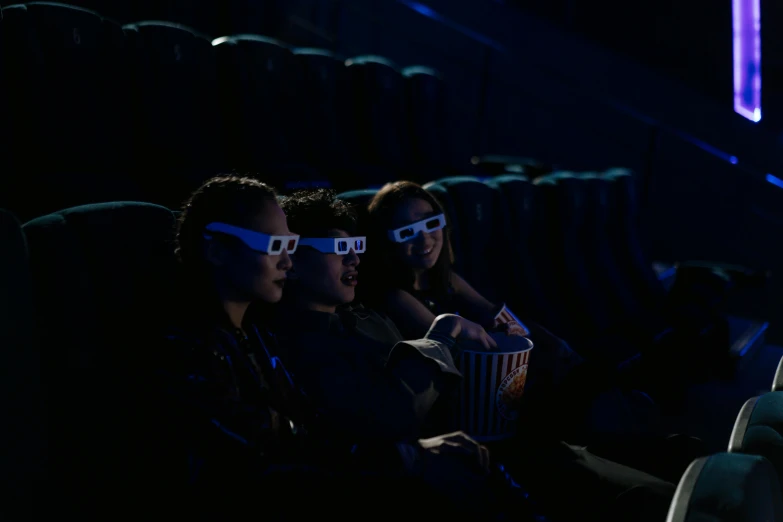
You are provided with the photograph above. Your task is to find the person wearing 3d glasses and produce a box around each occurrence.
[273,188,677,522]
[274,188,498,442]
[150,176,529,519]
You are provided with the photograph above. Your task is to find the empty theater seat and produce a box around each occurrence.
[213,34,303,177]
[123,21,219,207]
[602,168,670,316]
[23,201,179,513]
[0,2,131,220]
[293,47,352,169]
[729,393,783,492]
[401,66,447,173]
[774,356,783,392]
[0,209,44,516]
[345,55,409,172]
[422,176,507,304]
[666,453,783,522]
[486,174,557,327]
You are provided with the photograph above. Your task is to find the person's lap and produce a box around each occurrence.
[489,437,676,522]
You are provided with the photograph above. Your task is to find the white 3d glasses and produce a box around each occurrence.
[387,213,446,243]
[298,237,367,254]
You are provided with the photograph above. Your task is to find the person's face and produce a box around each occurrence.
[290,229,361,311]
[207,200,294,304]
[389,197,443,271]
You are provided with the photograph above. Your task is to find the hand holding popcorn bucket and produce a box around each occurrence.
[455,332,534,441]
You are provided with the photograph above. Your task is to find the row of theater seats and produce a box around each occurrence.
[338,170,739,382]
[0,2,452,221]
[2,195,781,519]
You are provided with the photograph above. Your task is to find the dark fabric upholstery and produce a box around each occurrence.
[0,209,45,516]
[423,176,505,303]
[23,201,178,513]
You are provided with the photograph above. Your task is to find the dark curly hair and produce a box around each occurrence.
[362,181,455,305]
[279,188,358,238]
[175,175,278,287]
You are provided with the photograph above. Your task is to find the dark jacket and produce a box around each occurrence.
[273,304,463,441]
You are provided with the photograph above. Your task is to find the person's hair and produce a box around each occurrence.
[362,181,455,304]
[279,189,358,238]
[175,175,278,289]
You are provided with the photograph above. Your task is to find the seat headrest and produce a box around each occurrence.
[667,452,783,522]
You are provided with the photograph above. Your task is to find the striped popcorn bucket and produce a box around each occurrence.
[456,334,534,441]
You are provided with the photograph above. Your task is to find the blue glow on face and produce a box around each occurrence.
[730,156,739,165]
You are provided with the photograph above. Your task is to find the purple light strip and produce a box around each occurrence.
[733,0,762,122]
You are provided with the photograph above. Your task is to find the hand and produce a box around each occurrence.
[430,314,497,350]
[418,431,491,476]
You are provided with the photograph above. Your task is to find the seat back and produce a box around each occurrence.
[23,201,178,511]
[603,168,669,312]
[402,66,447,171]
[773,355,783,392]
[423,176,505,303]
[530,173,603,341]
[729,393,783,494]
[345,55,409,168]
[0,209,45,515]
[666,453,783,522]
[335,189,378,232]
[123,21,219,206]
[0,2,131,219]
[214,34,301,172]
[294,48,352,167]
[486,174,555,324]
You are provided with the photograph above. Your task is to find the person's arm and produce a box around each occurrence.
[286,315,493,443]
[152,331,283,482]
[384,288,440,339]
[450,272,501,326]
[289,333,454,442]
[451,273,529,336]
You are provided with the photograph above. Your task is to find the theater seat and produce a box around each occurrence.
[729,393,783,493]
[123,21,219,207]
[0,209,44,516]
[23,201,179,514]
[0,2,131,219]
[422,176,506,304]
[486,174,556,326]
[335,189,378,231]
[602,169,670,313]
[401,66,447,173]
[774,356,783,392]
[472,155,552,178]
[345,55,409,171]
[293,48,352,169]
[666,453,783,522]
[213,34,302,177]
